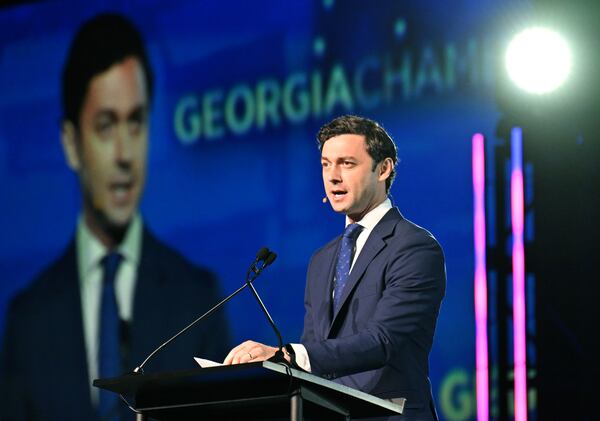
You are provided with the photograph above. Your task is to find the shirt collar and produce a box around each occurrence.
[77,214,143,277]
[345,198,392,231]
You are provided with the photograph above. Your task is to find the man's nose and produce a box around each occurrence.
[328,165,342,183]
[114,126,133,164]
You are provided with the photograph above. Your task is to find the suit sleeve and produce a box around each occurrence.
[302,232,446,379]
[300,254,317,344]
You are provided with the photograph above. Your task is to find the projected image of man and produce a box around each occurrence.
[0,13,231,421]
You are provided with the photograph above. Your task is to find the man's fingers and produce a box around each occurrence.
[223,349,235,365]
[225,341,279,365]
[223,340,260,365]
[223,343,245,364]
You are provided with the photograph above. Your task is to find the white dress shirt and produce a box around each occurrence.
[291,198,393,371]
[77,214,142,404]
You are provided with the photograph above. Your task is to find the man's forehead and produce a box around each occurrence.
[85,58,147,106]
[321,134,367,156]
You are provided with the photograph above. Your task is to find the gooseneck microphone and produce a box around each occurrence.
[133,247,275,374]
[244,251,285,361]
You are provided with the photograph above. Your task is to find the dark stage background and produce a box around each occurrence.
[0,1,533,420]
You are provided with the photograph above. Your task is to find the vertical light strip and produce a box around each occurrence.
[472,133,489,421]
[511,127,528,421]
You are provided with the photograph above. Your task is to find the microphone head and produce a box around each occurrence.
[256,247,270,261]
[264,251,277,267]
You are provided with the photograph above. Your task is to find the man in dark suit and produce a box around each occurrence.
[0,14,231,420]
[225,115,445,420]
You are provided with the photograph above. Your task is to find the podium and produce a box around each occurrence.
[94,361,405,420]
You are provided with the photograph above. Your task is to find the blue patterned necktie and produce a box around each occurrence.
[98,252,123,421]
[333,223,363,313]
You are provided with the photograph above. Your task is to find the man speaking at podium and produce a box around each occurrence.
[225,115,446,420]
[0,13,231,420]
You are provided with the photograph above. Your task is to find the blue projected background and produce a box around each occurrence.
[0,1,530,419]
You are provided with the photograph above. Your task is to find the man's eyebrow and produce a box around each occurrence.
[128,104,147,118]
[334,155,357,161]
[93,105,147,121]
[94,109,118,120]
[320,155,358,163]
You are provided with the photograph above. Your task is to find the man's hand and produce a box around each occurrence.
[223,340,279,365]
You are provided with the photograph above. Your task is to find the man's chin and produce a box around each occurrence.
[105,212,134,230]
[97,208,135,237]
[329,203,349,215]
[107,218,131,230]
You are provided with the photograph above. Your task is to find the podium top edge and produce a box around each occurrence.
[94,361,404,415]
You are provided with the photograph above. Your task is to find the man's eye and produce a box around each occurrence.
[128,114,146,135]
[96,120,114,135]
[343,161,355,167]
[128,119,141,135]
[321,162,329,168]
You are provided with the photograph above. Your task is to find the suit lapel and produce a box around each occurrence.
[129,228,166,370]
[328,208,403,334]
[48,241,96,418]
[314,239,341,337]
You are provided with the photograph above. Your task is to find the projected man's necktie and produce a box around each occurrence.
[333,223,363,313]
[98,252,123,421]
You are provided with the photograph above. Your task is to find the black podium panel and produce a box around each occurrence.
[94,361,405,420]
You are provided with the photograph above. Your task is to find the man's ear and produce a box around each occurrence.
[61,121,81,171]
[378,157,394,182]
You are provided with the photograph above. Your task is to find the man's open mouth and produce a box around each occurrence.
[110,181,134,201]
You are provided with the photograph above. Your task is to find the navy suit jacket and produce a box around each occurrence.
[301,208,445,420]
[0,227,231,421]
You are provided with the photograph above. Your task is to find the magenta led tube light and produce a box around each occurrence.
[511,127,528,421]
[472,133,489,421]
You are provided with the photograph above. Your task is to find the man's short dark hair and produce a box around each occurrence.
[62,13,154,127]
[317,115,398,193]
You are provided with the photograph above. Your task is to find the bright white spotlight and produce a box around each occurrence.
[505,27,572,94]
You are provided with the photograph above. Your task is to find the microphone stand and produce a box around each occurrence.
[133,248,273,374]
[244,253,287,362]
